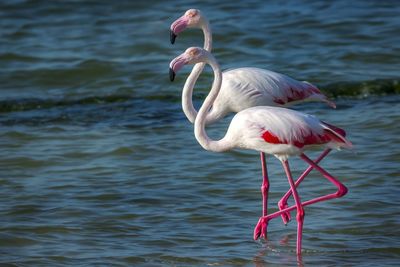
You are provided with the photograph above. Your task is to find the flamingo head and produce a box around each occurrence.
[169,47,209,81]
[170,9,205,44]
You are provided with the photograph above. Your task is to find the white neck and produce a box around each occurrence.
[202,19,212,52]
[181,63,202,123]
[194,55,232,152]
[181,19,215,124]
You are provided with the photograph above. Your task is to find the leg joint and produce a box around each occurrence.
[336,184,348,197]
[296,209,305,221]
[261,183,270,191]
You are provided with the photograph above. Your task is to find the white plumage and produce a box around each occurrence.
[169,47,351,160]
[224,106,350,160]
[211,67,334,118]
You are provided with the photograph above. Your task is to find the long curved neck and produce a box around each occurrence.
[181,63,203,123]
[194,56,232,152]
[202,19,212,52]
[181,19,213,124]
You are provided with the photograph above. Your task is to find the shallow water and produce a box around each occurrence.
[1,1,400,266]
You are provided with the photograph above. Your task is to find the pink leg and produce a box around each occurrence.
[253,152,270,240]
[282,160,305,255]
[278,148,332,224]
[261,152,269,217]
[256,152,348,240]
[300,153,348,198]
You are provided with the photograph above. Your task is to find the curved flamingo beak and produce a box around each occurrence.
[170,15,189,44]
[169,54,188,81]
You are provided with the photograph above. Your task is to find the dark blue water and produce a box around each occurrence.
[1,1,400,266]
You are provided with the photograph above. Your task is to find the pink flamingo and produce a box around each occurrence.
[170,9,337,226]
[169,47,351,255]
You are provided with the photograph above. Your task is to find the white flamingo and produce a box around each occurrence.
[170,9,337,225]
[170,8,336,124]
[169,47,351,255]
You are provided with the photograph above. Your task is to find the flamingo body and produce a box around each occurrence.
[211,67,335,122]
[222,106,350,160]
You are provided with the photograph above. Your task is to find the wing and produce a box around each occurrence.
[222,67,335,108]
[227,107,350,151]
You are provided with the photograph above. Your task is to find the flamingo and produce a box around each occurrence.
[169,47,351,255]
[170,8,336,123]
[170,9,337,225]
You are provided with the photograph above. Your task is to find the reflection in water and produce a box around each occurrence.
[253,237,304,266]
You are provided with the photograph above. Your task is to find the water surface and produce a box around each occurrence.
[0,0,399,266]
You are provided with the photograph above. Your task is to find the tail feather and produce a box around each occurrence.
[322,123,353,149]
[302,81,336,109]
[307,92,336,108]
[322,121,346,137]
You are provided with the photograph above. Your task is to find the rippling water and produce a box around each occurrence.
[1,0,400,266]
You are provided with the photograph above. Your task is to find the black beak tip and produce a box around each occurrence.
[170,30,177,44]
[169,68,175,82]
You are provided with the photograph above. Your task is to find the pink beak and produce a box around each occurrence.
[169,54,188,81]
[170,15,189,44]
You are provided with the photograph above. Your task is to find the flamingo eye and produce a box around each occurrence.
[187,10,197,18]
[188,48,200,57]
